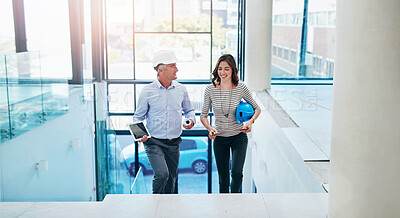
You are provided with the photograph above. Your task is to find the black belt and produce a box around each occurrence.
[152,137,180,143]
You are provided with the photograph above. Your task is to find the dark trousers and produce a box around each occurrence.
[143,137,181,194]
[214,132,248,193]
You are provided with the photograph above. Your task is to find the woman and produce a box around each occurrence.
[200,54,261,193]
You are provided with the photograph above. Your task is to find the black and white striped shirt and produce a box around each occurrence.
[201,83,261,137]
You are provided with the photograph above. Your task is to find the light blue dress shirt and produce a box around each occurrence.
[133,80,196,139]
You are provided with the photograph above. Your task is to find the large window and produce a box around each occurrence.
[24,0,72,79]
[106,0,134,79]
[269,1,334,193]
[0,1,15,55]
[134,34,211,80]
[106,0,240,118]
[271,0,336,79]
[106,0,239,81]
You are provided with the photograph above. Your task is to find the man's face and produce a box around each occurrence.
[161,63,178,81]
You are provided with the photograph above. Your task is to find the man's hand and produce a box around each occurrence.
[138,135,148,143]
[183,119,194,130]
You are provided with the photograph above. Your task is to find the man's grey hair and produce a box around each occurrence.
[154,64,167,76]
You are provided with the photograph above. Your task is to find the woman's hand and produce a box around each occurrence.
[208,128,219,139]
[241,121,253,133]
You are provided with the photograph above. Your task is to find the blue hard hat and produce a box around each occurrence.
[236,101,255,123]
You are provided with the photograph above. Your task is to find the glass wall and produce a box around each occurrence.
[271,0,336,79]
[0,52,69,142]
[0,55,10,143]
[5,52,46,137]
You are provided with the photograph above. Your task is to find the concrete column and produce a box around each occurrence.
[244,0,272,91]
[329,0,400,217]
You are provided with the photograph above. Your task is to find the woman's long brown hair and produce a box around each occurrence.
[211,54,239,87]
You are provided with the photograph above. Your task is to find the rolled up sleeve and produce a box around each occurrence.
[133,90,148,122]
[182,89,196,124]
[200,86,211,119]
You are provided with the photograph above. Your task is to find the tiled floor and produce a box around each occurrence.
[0,193,328,218]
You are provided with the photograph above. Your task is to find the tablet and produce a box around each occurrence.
[127,121,151,141]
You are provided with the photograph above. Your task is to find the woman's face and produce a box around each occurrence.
[218,61,232,83]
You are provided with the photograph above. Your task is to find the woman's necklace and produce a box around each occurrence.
[220,83,232,118]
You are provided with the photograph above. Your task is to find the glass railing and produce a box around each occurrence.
[94,82,137,200]
[94,82,153,198]
[131,166,149,194]
[106,117,133,195]
[96,114,156,199]
[0,51,70,143]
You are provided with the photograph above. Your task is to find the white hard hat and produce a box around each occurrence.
[152,50,178,68]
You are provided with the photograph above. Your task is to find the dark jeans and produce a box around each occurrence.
[214,132,248,193]
[143,137,182,194]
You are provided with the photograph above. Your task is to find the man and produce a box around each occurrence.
[133,50,195,194]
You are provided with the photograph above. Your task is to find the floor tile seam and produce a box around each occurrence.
[153,197,160,218]
[260,194,272,218]
[16,202,38,217]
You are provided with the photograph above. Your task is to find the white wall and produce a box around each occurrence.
[0,86,96,201]
[244,94,324,193]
